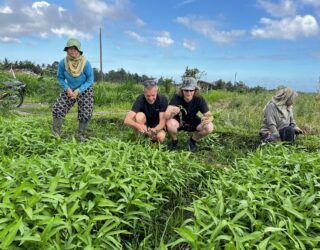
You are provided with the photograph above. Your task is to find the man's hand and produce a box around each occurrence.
[148,128,158,140]
[201,113,213,126]
[201,116,211,125]
[171,109,179,116]
[165,105,181,120]
[137,124,148,134]
[149,128,158,133]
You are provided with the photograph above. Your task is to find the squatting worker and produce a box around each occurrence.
[165,77,214,152]
[52,38,94,141]
[124,80,168,142]
[260,87,304,143]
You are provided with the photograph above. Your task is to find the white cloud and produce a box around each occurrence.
[258,0,297,18]
[32,1,50,11]
[176,16,245,43]
[30,1,50,15]
[0,0,143,44]
[51,27,92,39]
[84,0,110,15]
[252,15,319,39]
[32,1,50,8]
[76,0,139,22]
[39,32,49,38]
[0,37,20,43]
[176,0,195,7]
[0,1,93,42]
[58,6,66,17]
[135,17,146,27]
[183,39,197,51]
[0,5,12,14]
[125,31,144,43]
[0,36,21,43]
[154,31,174,47]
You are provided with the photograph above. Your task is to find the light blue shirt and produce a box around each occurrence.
[57,58,94,93]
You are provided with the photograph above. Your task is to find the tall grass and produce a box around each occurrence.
[15,74,61,104]
[94,81,142,108]
[208,90,320,135]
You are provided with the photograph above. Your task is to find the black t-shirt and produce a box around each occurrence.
[131,94,168,127]
[169,94,209,123]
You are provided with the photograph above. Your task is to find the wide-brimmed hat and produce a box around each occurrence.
[64,38,83,55]
[181,77,198,90]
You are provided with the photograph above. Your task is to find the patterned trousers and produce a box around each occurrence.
[52,86,94,123]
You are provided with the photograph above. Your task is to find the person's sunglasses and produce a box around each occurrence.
[183,89,194,92]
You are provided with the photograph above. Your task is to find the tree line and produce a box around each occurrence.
[0,58,152,83]
[0,59,266,93]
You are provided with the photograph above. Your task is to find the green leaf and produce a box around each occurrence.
[257,236,271,250]
[282,205,305,220]
[0,217,22,248]
[175,227,197,243]
[263,227,285,233]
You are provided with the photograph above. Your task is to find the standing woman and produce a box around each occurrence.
[52,38,94,140]
[260,87,303,143]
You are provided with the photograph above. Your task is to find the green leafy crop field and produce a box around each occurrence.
[0,74,319,249]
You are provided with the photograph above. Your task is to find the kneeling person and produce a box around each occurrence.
[124,80,168,142]
[165,77,214,152]
[260,87,303,143]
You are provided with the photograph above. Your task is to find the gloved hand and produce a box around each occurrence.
[263,133,278,143]
[294,127,304,134]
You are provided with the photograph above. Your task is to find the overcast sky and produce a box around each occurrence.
[0,0,320,92]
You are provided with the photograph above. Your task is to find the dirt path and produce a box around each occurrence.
[15,102,128,117]
[20,102,49,108]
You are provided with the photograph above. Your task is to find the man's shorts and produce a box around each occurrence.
[146,119,158,128]
[174,116,201,132]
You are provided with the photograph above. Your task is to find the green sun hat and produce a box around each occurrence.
[64,38,83,55]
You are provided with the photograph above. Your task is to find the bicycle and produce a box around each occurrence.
[0,80,26,108]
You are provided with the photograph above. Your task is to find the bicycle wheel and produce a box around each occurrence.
[0,91,23,108]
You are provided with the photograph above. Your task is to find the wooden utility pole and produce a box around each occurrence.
[99,28,103,82]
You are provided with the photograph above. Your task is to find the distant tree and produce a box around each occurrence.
[182,66,206,81]
[117,68,127,82]
[102,68,152,83]
[250,86,266,93]
[225,81,233,91]
[158,76,173,94]
[42,61,58,77]
[140,75,149,83]
[233,81,249,93]
[132,73,139,83]
[3,58,9,69]
[93,68,100,82]
[215,79,226,90]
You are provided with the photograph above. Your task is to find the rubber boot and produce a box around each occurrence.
[77,121,88,141]
[52,117,63,136]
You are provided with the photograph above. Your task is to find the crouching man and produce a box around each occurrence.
[124,80,168,142]
[165,77,214,152]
